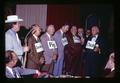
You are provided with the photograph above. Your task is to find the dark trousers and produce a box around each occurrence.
[84,50,102,77]
[41,61,55,75]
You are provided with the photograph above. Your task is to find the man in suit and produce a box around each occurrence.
[83,26,109,77]
[26,24,45,71]
[53,24,69,76]
[64,26,83,76]
[5,50,41,78]
[5,15,29,66]
[40,25,58,75]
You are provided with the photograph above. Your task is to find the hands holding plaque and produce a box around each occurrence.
[94,44,101,54]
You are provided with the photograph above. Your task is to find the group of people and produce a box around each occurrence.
[5,15,114,78]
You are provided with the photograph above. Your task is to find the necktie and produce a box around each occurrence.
[13,69,20,78]
[16,33,20,44]
[63,33,65,38]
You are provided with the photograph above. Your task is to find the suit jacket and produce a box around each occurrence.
[5,29,24,56]
[64,32,82,75]
[53,30,64,60]
[65,32,82,57]
[26,35,44,70]
[6,67,36,78]
[84,34,109,71]
[40,33,57,64]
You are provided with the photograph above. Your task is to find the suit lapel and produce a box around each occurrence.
[6,68,15,78]
[12,68,21,78]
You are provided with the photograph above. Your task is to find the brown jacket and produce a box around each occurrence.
[64,32,83,75]
[26,35,44,71]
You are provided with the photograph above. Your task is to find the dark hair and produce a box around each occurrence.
[46,24,54,32]
[5,50,14,64]
[31,24,40,28]
[7,22,17,28]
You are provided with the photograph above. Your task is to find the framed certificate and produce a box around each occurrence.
[34,42,44,53]
[73,36,80,43]
[47,41,57,49]
[86,40,96,50]
[61,37,68,46]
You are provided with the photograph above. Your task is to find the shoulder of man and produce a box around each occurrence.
[40,33,47,39]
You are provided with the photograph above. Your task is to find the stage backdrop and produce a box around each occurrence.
[16,5,47,31]
[16,5,81,31]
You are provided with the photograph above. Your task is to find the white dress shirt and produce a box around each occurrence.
[6,66,15,78]
[91,34,98,42]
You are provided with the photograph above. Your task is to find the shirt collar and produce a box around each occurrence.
[33,34,38,40]
[10,29,16,35]
[6,66,14,76]
[46,32,51,39]
[6,66,12,70]
[60,29,63,35]
[93,34,98,38]
[95,34,98,38]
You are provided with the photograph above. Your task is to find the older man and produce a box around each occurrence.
[5,15,29,66]
[83,26,109,77]
[53,24,69,76]
[40,25,58,75]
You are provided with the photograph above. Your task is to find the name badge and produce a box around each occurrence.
[86,40,96,50]
[73,36,80,43]
[47,41,57,49]
[61,37,68,46]
[34,42,44,53]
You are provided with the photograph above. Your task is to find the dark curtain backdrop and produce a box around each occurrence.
[47,5,81,31]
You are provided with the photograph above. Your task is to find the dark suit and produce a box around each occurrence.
[64,32,82,75]
[83,34,109,77]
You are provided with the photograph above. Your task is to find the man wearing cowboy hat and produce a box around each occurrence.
[5,15,29,66]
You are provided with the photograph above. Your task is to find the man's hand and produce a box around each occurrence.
[94,47,101,54]
[36,70,41,77]
[35,70,49,78]
[94,44,101,54]
[52,53,58,61]
[81,37,85,45]
[23,46,29,52]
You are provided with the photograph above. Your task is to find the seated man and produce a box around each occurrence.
[5,50,46,78]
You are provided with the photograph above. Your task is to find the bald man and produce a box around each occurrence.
[83,26,109,77]
[40,25,58,75]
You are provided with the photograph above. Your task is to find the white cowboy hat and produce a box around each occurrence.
[5,15,23,23]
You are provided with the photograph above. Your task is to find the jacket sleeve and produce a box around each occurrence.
[16,67,37,75]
